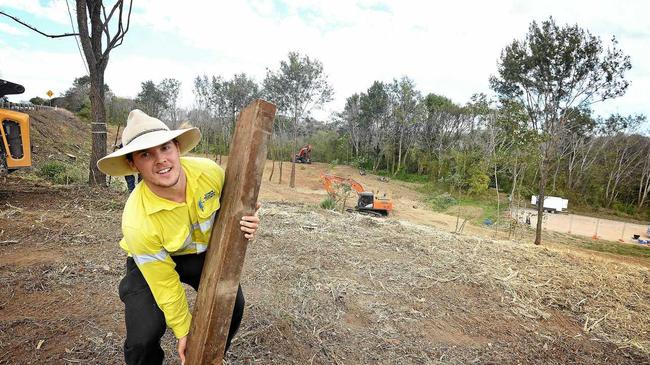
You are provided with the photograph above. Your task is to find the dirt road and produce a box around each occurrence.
[517,208,650,243]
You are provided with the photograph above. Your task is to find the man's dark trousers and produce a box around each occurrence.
[119,252,245,365]
[124,174,136,192]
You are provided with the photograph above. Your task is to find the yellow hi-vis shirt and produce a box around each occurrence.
[119,156,225,339]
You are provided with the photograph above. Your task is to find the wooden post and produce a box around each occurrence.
[185,99,276,364]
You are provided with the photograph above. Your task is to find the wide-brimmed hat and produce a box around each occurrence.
[97,109,201,176]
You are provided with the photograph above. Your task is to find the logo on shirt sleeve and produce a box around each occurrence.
[198,190,216,212]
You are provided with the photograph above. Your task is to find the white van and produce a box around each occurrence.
[531,195,568,213]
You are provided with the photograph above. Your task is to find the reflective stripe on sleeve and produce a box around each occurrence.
[193,212,216,233]
[173,242,208,255]
[132,249,169,265]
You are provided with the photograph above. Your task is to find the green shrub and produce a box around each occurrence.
[38,161,84,184]
[467,173,490,195]
[612,202,635,216]
[320,197,336,210]
[429,193,457,210]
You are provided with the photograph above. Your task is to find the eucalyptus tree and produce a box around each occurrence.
[387,76,423,175]
[490,17,631,245]
[360,81,390,171]
[637,137,650,210]
[600,114,647,208]
[340,93,363,158]
[421,93,468,179]
[158,78,182,126]
[264,52,333,188]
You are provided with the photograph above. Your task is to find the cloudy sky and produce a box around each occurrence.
[1,0,649,122]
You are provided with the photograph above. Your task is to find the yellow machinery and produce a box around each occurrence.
[0,79,31,177]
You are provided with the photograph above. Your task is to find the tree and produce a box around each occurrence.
[62,76,91,112]
[222,74,259,126]
[599,114,646,208]
[191,73,259,160]
[360,81,390,171]
[264,52,333,188]
[388,76,423,175]
[159,78,182,126]
[29,97,46,105]
[60,75,110,112]
[1,1,133,185]
[339,93,362,158]
[490,17,631,245]
[420,93,474,179]
[136,80,168,119]
[107,95,135,126]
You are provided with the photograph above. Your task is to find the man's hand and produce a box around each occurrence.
[240,202,262,240]
[178,336,187,364]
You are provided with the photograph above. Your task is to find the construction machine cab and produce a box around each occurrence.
[357,192,374,209]
[0,79,32,177]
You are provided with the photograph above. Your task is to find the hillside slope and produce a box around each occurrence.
[25,108,92,166]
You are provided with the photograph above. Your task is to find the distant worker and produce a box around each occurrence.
[295,144,312,164]
[97,110,261,364]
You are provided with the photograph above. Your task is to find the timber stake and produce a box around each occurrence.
[185,99,276,364]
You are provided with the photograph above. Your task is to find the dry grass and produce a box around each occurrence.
[225,203,649,364]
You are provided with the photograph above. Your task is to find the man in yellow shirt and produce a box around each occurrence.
[98,110,260,364]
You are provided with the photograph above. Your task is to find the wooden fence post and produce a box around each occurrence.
[185,99,276,364]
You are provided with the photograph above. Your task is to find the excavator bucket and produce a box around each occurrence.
[0,79,25,98]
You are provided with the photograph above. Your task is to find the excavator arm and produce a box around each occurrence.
[320,173,366,194]
[320,173,393,215]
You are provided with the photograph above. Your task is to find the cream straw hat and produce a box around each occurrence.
[97,109,201,176]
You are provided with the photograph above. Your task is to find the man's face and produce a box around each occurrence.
[128,140,182,189]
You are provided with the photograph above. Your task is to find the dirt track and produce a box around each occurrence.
[517,208,650,242]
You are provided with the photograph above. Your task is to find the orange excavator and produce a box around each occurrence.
[320,173,393,216]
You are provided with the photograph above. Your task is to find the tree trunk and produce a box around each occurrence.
[551,158,561,192]
[394,129,404,176]
[76,0,108,185]
[372,150,381,171]
[289,115,297,188]
[534,157,546,245]
[637,152,650,210]
[268,139,275,182]
[87,70,107,185]
[494,163,500,229]
[509,157,519,201]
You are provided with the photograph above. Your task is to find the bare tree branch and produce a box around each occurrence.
[103,0,133,58]
[0,11,79,38]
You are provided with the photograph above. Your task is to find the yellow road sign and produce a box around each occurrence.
[46,90,53,98]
